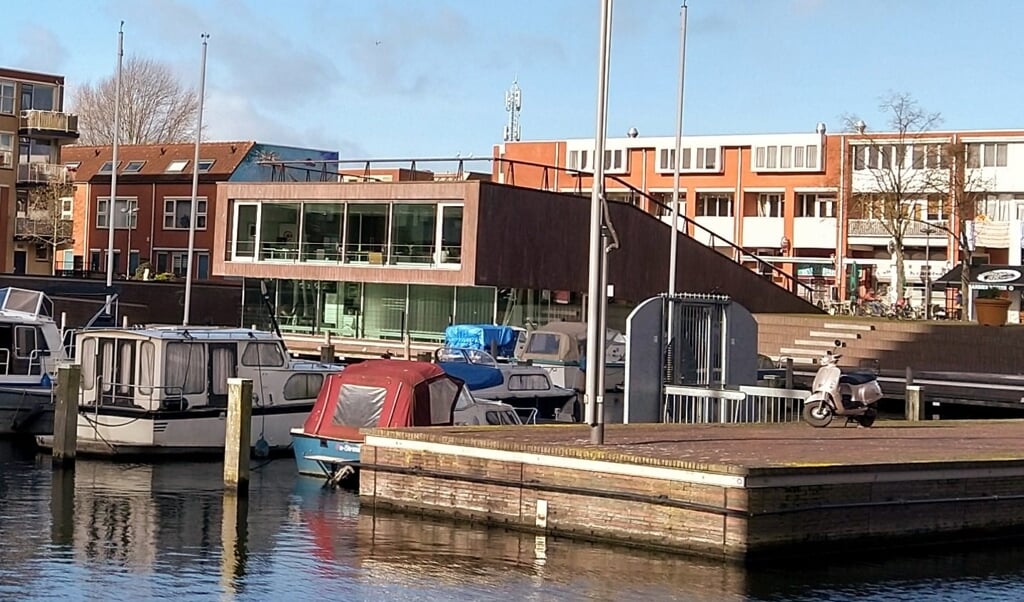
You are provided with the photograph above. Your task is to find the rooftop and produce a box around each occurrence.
[62,141,257,181]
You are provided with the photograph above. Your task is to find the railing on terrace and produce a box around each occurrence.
[19,110,80,137]
[230,241,462,266]
[16,162,69,184]
[249,156,815,301]
[848,219,949,237]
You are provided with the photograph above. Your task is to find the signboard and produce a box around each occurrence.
[977,269,1022,284]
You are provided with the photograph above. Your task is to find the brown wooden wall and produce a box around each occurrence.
[475,182,819,314]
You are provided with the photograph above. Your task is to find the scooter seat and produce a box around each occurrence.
[839,372,876,385]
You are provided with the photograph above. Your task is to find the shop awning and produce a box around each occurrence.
[933,264,1024,288]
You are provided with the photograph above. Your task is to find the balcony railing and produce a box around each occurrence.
[14,217,73,240]
[848,219,948,237]
[19,110,80,138]
[16,163,69,185]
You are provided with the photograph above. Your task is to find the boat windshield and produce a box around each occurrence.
[453,386,476,411]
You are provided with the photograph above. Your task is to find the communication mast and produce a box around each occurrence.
[503,78,522,142]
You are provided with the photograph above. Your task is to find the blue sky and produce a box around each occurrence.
[3,0,1022,159]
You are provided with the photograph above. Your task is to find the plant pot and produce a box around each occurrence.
[975,297,1011,326]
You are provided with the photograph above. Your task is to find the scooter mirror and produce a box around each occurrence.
[834,339,842,347]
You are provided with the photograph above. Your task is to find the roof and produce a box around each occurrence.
[62,141,257,182]
[934,264,1024,287]
[80,325,281,341]
[340,359,446,385]
[0,67,65,85]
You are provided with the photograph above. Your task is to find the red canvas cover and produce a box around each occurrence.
[301,360,461,441]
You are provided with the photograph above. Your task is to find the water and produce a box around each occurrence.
[3,440,1024,602]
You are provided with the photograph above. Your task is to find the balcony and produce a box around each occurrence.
[18,110,80,139]
[14,217,73,241]
[740,217,785,248]
[16,162,69,185]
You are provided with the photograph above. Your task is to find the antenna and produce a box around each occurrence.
[503,77,522,142]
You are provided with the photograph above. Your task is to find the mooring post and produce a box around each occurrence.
[52,364,82,469]
[224,378,252,494]
[219,488,250,593]
[906,384,924,421]
[319,344,335,364]
[905,366,914,387]
[784,357,794,390]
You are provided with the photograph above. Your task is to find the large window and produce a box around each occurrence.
[696,193,733,217]
[796,194,836,218]
[345,203,389,263]
[164,197,208,230]
[20,84,55,111]
[96,198,138,229]
[233,203,258,259]
[439,205,463,264]
[164,342,205,395]
[755,144,818,170]
[391,204,437,264]
[0,81,13,114]
[0,132,12,168]
[968,143,1009,168]
[19,137,54,163]
[301,203,344,261]
[259,202,300,260]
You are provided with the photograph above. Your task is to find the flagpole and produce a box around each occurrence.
[104,21,124,317]
[182,33,209,326]
[585,0,613,445]
[665,2,687,397]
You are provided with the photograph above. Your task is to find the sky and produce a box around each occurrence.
[3,0,1023,160]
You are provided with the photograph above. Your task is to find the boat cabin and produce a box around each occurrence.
[76,326,336,411]
[0,287,65,383]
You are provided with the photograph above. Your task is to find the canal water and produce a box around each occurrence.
[2,440,1023,602]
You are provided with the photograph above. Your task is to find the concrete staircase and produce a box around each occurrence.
[760,316,876,366]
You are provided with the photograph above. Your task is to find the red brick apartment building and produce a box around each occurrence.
[495,128,1024,309]
[63,142,257,279]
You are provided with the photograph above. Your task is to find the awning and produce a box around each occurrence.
[933,264,1024,288]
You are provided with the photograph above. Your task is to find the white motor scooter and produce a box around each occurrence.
[802,340,883,427]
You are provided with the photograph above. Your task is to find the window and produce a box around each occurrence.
[696,147,716,170]
[0,81,13,114]
[98,161,118,174]
[973,143,1010,168]
[241,342,286,367]
[123,160,145,173]
[164,342,205,395]
[696,193,733,217]
[912,145,925,169]
[96,198,138,229]
[60,198,73,220]
[756,193,783,218]
[34,245,48,261]
[165,159,189,173]
[853,146,865,170]
[780,145,792,169]
[567,150,589,171]
[508,373,551,391]
[20,84,54,111]
[797,194,835,218]
[198,159,215,172]
[0,132,11,168]
[765,146,777,169]
[756,144,817,170]
[65,161,81,171]
[603,149,624,171]
[283,373,325,400]
[659,148,675,171]
[163,198,208,230]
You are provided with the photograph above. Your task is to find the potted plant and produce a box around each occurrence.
[975,288,1011,326]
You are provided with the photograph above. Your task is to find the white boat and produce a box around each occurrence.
[37,326,340,457]
[0,287,68,436]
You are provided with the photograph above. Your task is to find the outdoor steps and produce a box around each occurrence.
[755,313,1024,375]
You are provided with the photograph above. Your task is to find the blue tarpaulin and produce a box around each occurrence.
[444,324,518,358]
[438,362,505,391]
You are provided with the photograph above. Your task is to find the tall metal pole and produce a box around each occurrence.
[667,2,688,296]
[586,0,613,444]
[104,21,124,316]
[182,33,209,326]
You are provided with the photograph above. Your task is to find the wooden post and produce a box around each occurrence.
[905,366,914,387]
[319,344,335,364]
[219,489,250,593]
[784,358,794,390]
[52,364,82,468]
[906,384,923,421]
[224,378,252,493]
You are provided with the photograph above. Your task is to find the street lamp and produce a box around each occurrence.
[121,205,139,279]
[922,224,935,318]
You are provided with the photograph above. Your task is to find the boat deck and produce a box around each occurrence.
[358,421,1024,560]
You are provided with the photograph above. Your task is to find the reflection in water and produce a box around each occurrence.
[1,440,1024,601]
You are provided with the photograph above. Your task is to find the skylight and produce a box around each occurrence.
[165,159,189,173]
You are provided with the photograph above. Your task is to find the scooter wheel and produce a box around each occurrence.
[802,401,833,427]
[857,408,877,428]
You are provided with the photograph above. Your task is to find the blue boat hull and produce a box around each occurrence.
[290,429,361,477]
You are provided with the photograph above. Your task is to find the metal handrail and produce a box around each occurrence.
[255,155,814,298]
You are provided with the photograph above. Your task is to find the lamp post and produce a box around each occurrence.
[122,205,139,279]
[922,224,934,318]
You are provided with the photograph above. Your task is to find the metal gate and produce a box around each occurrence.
[664,294,729,387]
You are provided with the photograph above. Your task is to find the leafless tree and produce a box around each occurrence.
[941,142,989,320]
[72,56,199,145]
[843,92,943,300]
[22,179,74,275]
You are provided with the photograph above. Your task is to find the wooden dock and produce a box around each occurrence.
[358,421,1024,560]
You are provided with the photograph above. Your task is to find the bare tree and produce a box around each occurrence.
[940,142,989,320]
[72,56,199,145]
[843,92,943,301]
[21,180,74,275]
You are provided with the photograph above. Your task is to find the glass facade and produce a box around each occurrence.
[230,200,462,267]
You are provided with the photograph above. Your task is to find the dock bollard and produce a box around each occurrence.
[906,385,924,421]
[319,344,335,364]
[224,378,253,493]
[52,364,82,469]
[784,358,794,390]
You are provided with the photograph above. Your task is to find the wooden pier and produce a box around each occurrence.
[358,421,1024,560]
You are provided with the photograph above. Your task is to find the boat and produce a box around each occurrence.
[36,325,341,457]
[291,359,520,481]
[0,287,69,436]
[435,346,577,422]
